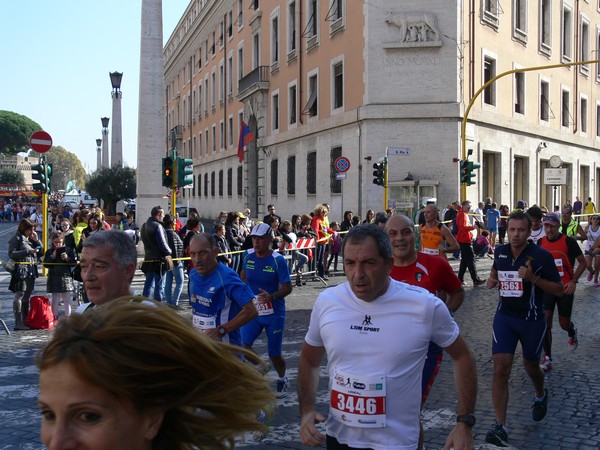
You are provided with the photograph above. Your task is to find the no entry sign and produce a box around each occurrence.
[30,131,53,153]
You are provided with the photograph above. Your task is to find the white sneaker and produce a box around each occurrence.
[276,376,289,398]
[539,355,552,372]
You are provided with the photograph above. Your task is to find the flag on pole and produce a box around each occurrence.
[237,121,256,163]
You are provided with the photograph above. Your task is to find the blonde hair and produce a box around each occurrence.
[37,299,274,450]
[313,204,327,216]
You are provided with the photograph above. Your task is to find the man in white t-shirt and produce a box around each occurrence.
[298,224,477,450]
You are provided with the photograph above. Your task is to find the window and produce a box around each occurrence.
[307,0,319,38]
[562,5,573,61]
[272,92,279,131]
[228,116,234,146]
[562,89,571,127]
[211,172,216,197]
[198,131,203,156]
[580,18,590,75]
[198,85,203,118]
[307,151,316,194]
[237,166,243,196]
[270,159,278,195]
[251,0,259,10]
[211,72,216,107]
[332,60,343,110]
[596,103,600,137]
[540,0,551,53]
[328,0,344,21]
[197,174,201,196]
[205,129,209,156]
[204,173,209,197]
[597,31,600,82]
[271,14,279,65]
[540,80,550,121]
[482,0,500,27]
[513,0,527,42]
[289,83,297,125]
[219,121,224,149]
[483,55,496,106]
[515,71,525,114]
[218,170,223,196]
[238,45,244,80]
[228,11,233,37]
[212,125,216,152]
[330,147,342,194]
[219,64,224,103]
[252,32,260,69]
[287,155,296,195]
[304,73,318,116]
[204,78,209,113]
[237,0,243,28]
[288,1,297,54]
[581,96,588,133]
[227,168,233,196]
[227,56,234,95]
[205,38,209,62]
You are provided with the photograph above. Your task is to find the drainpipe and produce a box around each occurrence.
[573,0,580,133]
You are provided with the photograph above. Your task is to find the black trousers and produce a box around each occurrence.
[458,242,479,282]
[326,435,374,450]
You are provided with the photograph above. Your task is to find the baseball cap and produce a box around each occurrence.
[542,213,560,225]
[237,211,246,219]
[250,223,273,237]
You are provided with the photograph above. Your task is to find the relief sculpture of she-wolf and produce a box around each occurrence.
[385,11,440,43]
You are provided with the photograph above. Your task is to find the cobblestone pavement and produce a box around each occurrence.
[1,256,600,449]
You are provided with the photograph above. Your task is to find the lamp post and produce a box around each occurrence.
[96,138,102,171]
[101,117,110,168]
[109,71,123,167]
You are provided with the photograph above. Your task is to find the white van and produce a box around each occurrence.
[62,191,98,208]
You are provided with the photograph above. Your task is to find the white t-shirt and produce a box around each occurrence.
[304,279,459,450]
[530,227,546,245]
[586,225,600,251]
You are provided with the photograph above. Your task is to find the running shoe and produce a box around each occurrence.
[485,423,508,447]
[539,355,553,372]
[568,328,578,351]
[531,387,549,421]
[276,376,289,398]
[473,278,486,287]
[588,272,594,282]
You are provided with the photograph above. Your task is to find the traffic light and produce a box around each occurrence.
[47,164,53,192]
[32,161,50,193]
[177,157,193,187]
[460,159,481,186]
[372,159,387,187]
[162,157,174,188]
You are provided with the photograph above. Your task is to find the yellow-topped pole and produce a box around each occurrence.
[460,59,600,202]
[41,191,48,276]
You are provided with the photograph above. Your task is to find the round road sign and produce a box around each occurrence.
[335,156,350,173]
[30,131,53,153]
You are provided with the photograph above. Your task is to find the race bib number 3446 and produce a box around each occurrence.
[330,370,386,428]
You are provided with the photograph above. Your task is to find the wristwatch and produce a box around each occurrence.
[218,326,227,336]
[456,413,476,427]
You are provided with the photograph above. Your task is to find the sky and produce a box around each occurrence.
[1,0,190,173]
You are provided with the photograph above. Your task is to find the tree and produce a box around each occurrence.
[86,166,136,216]
[0,111,43,155]
[36,146,86,192]
[0,167,25,185]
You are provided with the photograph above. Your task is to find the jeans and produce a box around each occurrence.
[143,272,166,302]
[164,264,184,306]
[458,242,480,282]
[315,243,326,277]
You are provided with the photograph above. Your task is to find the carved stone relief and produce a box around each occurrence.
[384,11,442,48]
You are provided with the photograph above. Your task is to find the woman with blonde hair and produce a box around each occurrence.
[37,299,274,450]
[311,204,335,281]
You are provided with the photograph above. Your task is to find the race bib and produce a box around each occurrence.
[422,247,439,255]
[330,369,386,428]
[253,297,274,316]
[554,258,565,277]
[192,314,216,331]
[498,270,523,297]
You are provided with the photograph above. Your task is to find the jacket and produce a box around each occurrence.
[165,229,184,266]
[456,210,475,244]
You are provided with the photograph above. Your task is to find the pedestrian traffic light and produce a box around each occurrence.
[47,164,53,192]
[372,159,387,187]
[32,161,50,193]
[162,157,174,188]
[460,159,481,186]
[177,157,193,187]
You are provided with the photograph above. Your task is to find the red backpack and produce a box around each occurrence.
[25,296,56,330]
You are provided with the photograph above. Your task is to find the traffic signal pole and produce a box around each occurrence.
[170,151,176,217]
[460,59,600,203]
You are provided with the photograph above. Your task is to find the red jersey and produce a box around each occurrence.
[390,252,462,295]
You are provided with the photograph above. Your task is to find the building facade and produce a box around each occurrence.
[164,0,600,221]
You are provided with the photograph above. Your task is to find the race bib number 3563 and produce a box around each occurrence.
[330,370,386,428]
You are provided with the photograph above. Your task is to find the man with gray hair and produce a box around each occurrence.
[75,230,138,313]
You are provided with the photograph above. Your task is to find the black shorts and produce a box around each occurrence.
[543,292,574,318]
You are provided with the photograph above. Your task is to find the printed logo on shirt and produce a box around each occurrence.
[349,315,380,334]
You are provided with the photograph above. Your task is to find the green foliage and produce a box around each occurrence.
[40,146,86,192]
[0,111,43,155]
[0,167,25,185]
[86,166,136,215]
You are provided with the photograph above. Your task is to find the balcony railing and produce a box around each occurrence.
[238,66,270,100]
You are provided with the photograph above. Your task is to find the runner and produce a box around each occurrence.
[419,204,459,258]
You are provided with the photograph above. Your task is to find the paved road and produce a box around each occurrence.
[1,225,600,449]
